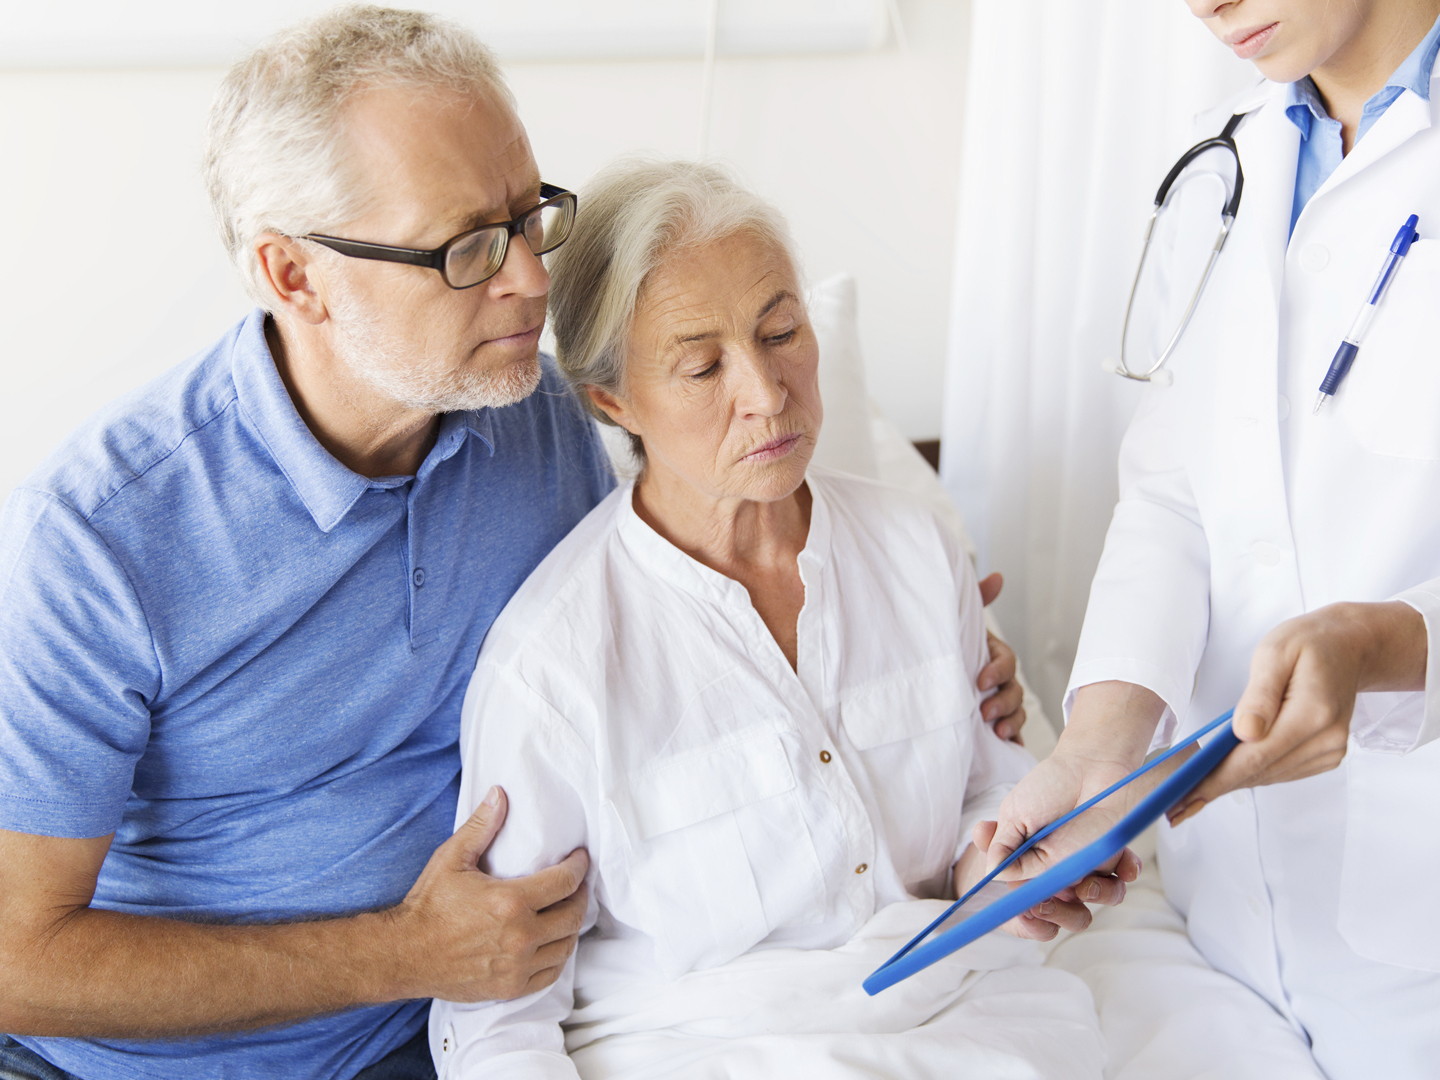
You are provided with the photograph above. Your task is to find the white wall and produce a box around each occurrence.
[0,0,968,503]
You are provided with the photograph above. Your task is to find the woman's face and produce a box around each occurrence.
[1185,0,1379,83]
[593,230,822,508]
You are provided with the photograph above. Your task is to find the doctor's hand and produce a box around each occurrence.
[1169,601,1428,825]
[951,838,1131,941]
[978,572,1026,743]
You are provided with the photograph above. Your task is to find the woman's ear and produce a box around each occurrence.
[586,385,640,437]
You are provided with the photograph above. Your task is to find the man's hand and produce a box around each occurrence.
[977,572,1026,742]
[951,839,1132,941]
[387,786,588,1001]
[1169,600,1427,825]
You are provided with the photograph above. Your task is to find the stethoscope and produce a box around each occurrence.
[1104,112,1247,385]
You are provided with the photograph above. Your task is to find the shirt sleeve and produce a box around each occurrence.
[0,489,158,837]
[430,663,597,1080]
[1064,384,1212,751]
[1345,576,1440,754]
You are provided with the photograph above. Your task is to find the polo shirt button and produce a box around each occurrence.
[1299,243,1329,272]
[819,750,832,763]
[412,568,426,587]
[855,863,868,875]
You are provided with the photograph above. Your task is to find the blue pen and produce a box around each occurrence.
[1314,214,1421,414]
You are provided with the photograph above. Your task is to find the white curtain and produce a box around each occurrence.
[939,1,1255,725]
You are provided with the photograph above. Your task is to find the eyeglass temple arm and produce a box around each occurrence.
[305,235,443,269]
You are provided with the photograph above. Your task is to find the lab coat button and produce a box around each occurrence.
[1277,395,1290,421]
[855,863,869,874]
[1299,243,1330,272]
[819,750,832,763]
[1251,542,1282,567]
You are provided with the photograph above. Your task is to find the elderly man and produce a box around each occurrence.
[0,8,612,1080]
[0,7,1028,1080]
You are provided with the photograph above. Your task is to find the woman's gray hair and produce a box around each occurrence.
[547,159,802,457]
[204,5,514,307]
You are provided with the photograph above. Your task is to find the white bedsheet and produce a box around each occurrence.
[563,897,1105,1080]
[1044,829,1324,1080]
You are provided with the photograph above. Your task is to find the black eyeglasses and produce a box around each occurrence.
[304,183,578,290]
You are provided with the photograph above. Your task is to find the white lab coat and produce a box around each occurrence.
[1069,72,1440,1080]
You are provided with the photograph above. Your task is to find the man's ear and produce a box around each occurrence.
[254,233,328,325]
[586,385,639,437]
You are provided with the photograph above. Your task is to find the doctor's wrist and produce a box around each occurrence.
[1343,600,1427,694]
[1062,681,1168,770]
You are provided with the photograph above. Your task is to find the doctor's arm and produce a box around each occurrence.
[1170,598,1428,823]
[980,377,1213,882]
[948,556,1135,936]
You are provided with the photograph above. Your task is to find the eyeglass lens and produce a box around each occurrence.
[444,198,576,288]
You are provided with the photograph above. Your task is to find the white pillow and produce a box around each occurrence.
[806,272,880,479]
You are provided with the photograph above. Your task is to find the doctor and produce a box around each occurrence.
[983,1,1440,1077]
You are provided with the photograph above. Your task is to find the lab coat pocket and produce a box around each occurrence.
[1341,239,1440,461]
[840,657,977,881]
[611,725,824,977]
[1338,740,1440,971]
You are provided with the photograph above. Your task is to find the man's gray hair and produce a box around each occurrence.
[204,5,514,307]
[547,159,802,456]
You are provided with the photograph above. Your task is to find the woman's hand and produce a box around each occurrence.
[980,682,1159,883]
[977,573,1026,743]
[950,839,1134,941]
[1169,600,1427,824]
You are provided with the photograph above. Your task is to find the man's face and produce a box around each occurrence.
[1185,0,1378,83]
[317,82,549,412]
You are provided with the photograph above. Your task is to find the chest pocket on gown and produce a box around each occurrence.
[609,725,825,979]
[838,657,977,887]
[1341,239,1440,461]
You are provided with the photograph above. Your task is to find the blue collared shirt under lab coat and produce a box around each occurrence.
[1284,12,1440,233]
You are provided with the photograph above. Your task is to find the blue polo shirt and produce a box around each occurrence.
[0,310,612,1080]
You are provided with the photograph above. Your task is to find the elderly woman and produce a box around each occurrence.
[429,162,1117,1080]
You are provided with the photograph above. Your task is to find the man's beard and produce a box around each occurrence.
[328,285,541,412]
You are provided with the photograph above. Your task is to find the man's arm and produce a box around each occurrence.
[976,572,1026,742]
[0,790,586,1038]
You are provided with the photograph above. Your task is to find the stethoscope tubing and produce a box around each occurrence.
[1113,113,1248,383]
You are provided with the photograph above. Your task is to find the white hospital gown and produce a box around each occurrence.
[429,467,1066,1078]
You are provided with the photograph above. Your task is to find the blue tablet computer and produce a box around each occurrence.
[864,710,1239,996]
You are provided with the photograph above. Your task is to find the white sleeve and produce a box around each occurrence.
[1347,576,1440,754]
[1065,384,1212,750]
[430,664,597,1080]
[949,540,1037,855]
